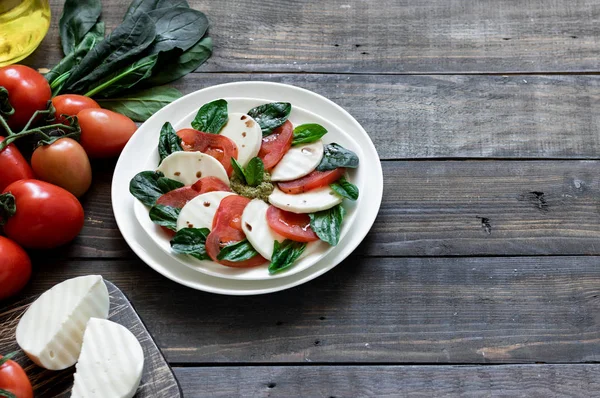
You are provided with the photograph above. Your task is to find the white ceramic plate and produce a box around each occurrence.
[112,82,383,295]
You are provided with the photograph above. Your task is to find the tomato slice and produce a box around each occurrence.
[205,195,267,268]
[177,128,238,176]
[266,206,319,242]
[156,177,231,208]
[258,120,293,170]
[277,167,345,194]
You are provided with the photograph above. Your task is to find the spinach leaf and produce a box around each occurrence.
[147,7,208,53]
[97,86,182,122]
[0,193,16,226]
[144,36,212,86]
[158,122,183,164]
[191,99,228,134]
[247,102,291,135]
[149,204,180,231]
[170,227,210,260]
[129,170,184,206]
[309,204,346,246]
[85,54,159,97]
[124,0,189,20]
[292,123,327,146]
[230,158,247,184]
[316,143,359,172]
[330,177,359,201]
[269,240,306,274]
[245,157,264,187]
[217,239,260,262]
[59,0,102,55]
[63,12,157,94]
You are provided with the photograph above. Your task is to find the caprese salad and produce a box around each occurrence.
[130,99,359,274]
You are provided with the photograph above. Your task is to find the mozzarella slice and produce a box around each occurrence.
[16,275,109,370]
[157,151,229,186]
[269,186,343,214]
[241,199,285,260]
[71,318,144,398]
[220,113,262,167]
[177,191,235,230]
[271,140,324,182]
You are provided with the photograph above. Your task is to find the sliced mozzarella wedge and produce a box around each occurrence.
[16,275,109,370]
[269,186,343,214]
[157,151,229,186]
[271,140,324,182]
[71,318,144,398]
[241,199,285,260]
[220,113,262,167]
[177,191,235,231]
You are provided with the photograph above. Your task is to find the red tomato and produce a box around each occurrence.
[0,137,35,192]
[0,236,32,301]
[177,128,238,176]
[278,168,345,194]
[31,138,92,197]
[266,206,319,242]
[52,94,100,124]
[2,180,84,249]
[205,195,267,268]
[0,353,33,398]
[0,65,51,130]
[157,177,231,209]
[78,108,137,158]
[258,120,293,170]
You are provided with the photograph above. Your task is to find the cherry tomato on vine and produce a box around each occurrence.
[77,108,137,158]
[0,353,33,398]
[52,94,100,124]
[0,65,51,130]
[0,137,35,192]
[0,236,31,301]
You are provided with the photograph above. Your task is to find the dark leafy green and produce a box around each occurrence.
[268,240,306,274]
[292,123,327,146]
[230,158,246,184]
[85,54,158,98]
[191,99,228,133]
[217,239,260,262]
[147,7,208,53]
[59,0,102,55]
[129,171,184,206]
[0,87,14,117]
[170,227,210,260]
[316,143,359,172]
[247,102,292,135]
[124,0,189,20]
[309,204,346,246]
[149,204,180,231]
[330,177,359,201]
[158,122,183,164]
[0,193,16,226]
[97,86,182,122]
[245,157,264,187]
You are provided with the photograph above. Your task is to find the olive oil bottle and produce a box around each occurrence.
[0,0,50,66]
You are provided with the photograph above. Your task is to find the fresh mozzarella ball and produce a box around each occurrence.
[220,113,262,167]
[177,191,235,231]
[157,152,229,186]
[268,186,343,214]
[271,140,324,182]
[241,199,285,260]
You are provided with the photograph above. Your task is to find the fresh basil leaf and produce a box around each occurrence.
[0,193,16,226]
[330,177,359,201]
[124,0,189,21]
[309,204,346,246]
[63,12,157,94]
[217,239,260,262]
[97,86,182,122]
[144,36,212,86]
[158,122,183,164]
[247,102,291,135]
[316,143,359,172]
[147,7,208,53]
[245,157,264,187]
[129,170,184,206]
[149,204,180,231]
[170,227,210,260]
[191,99,228,134]
[268,240,306,274]
[59,0,102,55]
[292,124,327,146]
[230,157,247,184]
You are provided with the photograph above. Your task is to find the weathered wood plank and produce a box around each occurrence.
[17,256,600,364]
[62,160,600,258]
[29,0,600,74]
[173,364,600,397]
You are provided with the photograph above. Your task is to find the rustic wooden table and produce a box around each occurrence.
[14,0,600,396]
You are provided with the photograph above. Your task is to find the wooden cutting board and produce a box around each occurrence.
[0,280,182,397]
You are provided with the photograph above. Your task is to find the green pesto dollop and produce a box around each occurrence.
[230,171,274,202]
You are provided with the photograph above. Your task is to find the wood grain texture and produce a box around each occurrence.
[0,281,181,397]
[173,364,600,397]
[14,256,600,364]
[27,0,600,73]
[61,160,600,258]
